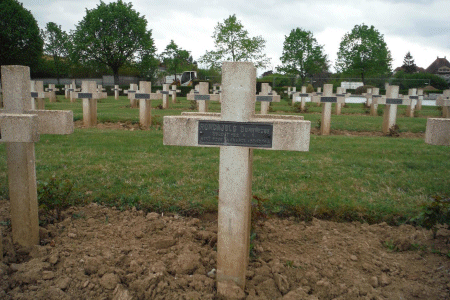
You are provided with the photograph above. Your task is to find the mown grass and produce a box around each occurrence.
[0,94,448,225]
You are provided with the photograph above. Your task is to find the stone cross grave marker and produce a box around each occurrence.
[335,87,349,115]
[31,81,45,110]
[0,65,74,247]
[376,85,412,134]
[134,81,165,128]
[63,84,70,99]
[368,88,381,116]
[405,88,418,117]
[97,84,108,99]
[186,82,220,112]
[287,86,297,101]
[44,84,59,102]
[69,80,80,103]
[113,85,122,100]
[312,84,346,135]
[164,62,310,297]
[158,83,171,109]
[436,89,450,118]
[72,81,102,127]
[125,84,138,108]
[293,86,313,110]
[170,85,181,103]
[256,83,280,114]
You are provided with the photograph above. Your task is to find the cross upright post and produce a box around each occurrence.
[293,86,313,110]
[72,81,101,127]
[63,84,70,99]
[313,84,345,135]
[113,85,122,100]
[30,81,45,110]
[378,85,411,134]
[405,88,418,117]
[69,80,80,103]
[436,90,450,118]
[160,83,171,109]
[287,86,297,101]
[124,84,138,108]
[164,62,310,297]
[335,87,349,115]
[0,65,73,247]
[170,84,181,103]
[45,84,59,102]
[369,88,381,116]
[186,82,219,112]
[135,81,164,128]
[416,89,424,110]
[256,83,280,114]
[97,84,107,99]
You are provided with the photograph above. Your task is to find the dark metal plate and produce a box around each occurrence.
[321,97,337,103]
[386,98,403,105]
[198,121,273,148]
[372,95,381,98]
[195,95,211,101]
[409,96,419,99]
[135,93,150,99]
[160,91,170,94]
[256,96,273,102]
[336,94,346,97]
[30,92,38,98]
[315,92,323,95]
[298,93,309,97]
[78,93,92,98]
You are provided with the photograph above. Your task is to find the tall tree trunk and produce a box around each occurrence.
[112,66,120,86]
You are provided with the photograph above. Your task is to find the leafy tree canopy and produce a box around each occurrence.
[41,22,70,82]
[335,24,392,84]
[160,40,194,81]
[0,0,43,68]
[199,14,270,69]
[71,0,156,84]
[401,51,417,74]
[277,28,329,83]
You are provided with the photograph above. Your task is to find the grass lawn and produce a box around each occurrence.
[0,94,448,225]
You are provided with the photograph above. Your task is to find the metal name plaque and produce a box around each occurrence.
[198,121,273,148]
[386,98,403,105]
[321,97,337,103]
[160,91,170,95]
[372,95,381,98]
[135,93,150,99]
[256,96,273,102]
[195,94,210,101]
[127,90,136,93]
[409,96,419,99]
[315,92,323,95]
[336,94,346,97]
[298,93,309,97]
[30,92,38,98]
[78,93,93,98]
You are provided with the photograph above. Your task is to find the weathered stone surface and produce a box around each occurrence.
[425,118,450,146]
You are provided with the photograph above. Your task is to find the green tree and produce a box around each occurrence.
[277,28,329,83]
[42,22,70,83]
[160,40,193,82]
[336,24,392,84]
[199,14,270,69]
[71,0,156,85]
[402,51,417,74]
[0,0,43,68]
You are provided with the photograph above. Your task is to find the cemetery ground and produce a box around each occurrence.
[1,94,449,299]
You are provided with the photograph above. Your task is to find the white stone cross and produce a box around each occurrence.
[436,90,450,118]
[405,88,419,117]
[376,85,412,134]
[125,84,138,108]
[62,84,70,99]
[164,62,310,297]
[334,87,349,115]
[113,85,122,100]
[293,86,313,111]
[134,81,164,128]
[312,84,346,135]
[256,83,280,114]
[0,65,73,247]
[169,85,181,103]
[186,82,220,112]
[97,84,108,99]
[72,81,102,127]
[30,81,45,110]
[45,84,59,102]
[287,86,297,101]
[69,80,80,103]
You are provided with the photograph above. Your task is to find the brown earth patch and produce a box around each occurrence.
[1,200,449,299]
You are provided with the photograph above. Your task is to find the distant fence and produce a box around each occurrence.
[30,75,142,86]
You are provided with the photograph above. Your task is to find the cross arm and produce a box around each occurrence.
[164,115,310,151]
[25,110,74,135]
[0,114,39,142]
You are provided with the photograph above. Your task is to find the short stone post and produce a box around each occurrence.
[0,65,73,247]
[164,62,310,297]
[257,83,280,114]
[186,82,219,112]
[287,86,297,101]
[416,89,424,110]
[335,87,348,115]
[125,84,138,108]
[405,88,418,117]
[30,81,45,110]
[161,83,171,109]
[170,85,181,103]
[113,85,122,100]
[63,84,70,99]
[425,118,450,146]
[69,80,80,103]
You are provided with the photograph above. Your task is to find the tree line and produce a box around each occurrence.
[1,0,446,89]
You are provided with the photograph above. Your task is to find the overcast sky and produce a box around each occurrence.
[21,0,450,75]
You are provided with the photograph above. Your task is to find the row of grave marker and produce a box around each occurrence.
[0,64,449,298]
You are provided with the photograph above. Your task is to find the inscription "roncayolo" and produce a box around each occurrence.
[198,120,273,148]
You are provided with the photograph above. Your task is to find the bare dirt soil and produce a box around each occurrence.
[1,200,449,300]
